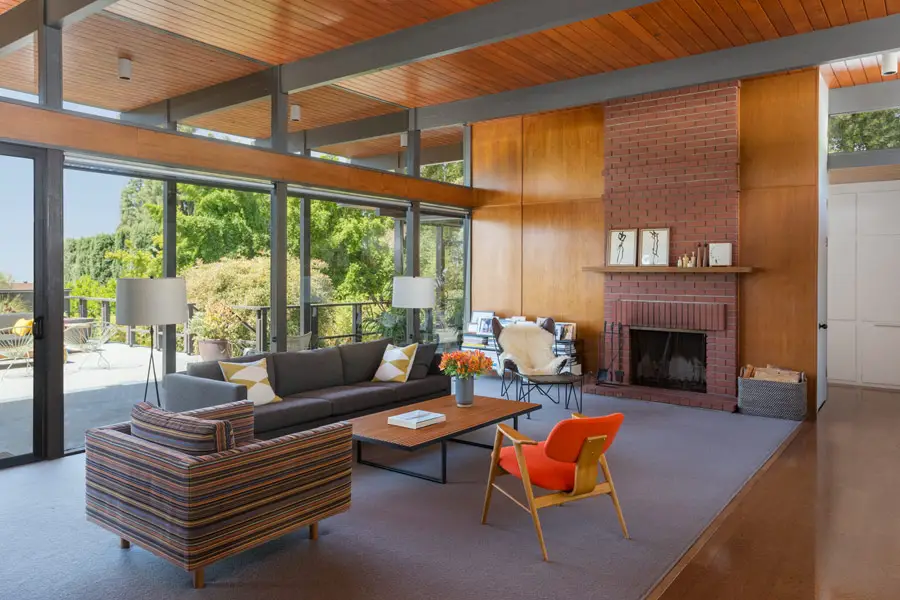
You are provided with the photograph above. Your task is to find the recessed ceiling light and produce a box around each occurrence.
[117,57,132,81]
[881,52,898,76]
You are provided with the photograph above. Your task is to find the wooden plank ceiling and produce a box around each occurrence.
[0,13,265,112]
[319,125,463,159]
[822,55,900,88]
[183,87,403,139]
[0,0,26,14]
[335,0,900,107]
[105,0,495,65]
[0,0,897,139]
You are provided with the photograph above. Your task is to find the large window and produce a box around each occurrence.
[829,108,900,153]
[0,153,35,462]
[420,216,466,350]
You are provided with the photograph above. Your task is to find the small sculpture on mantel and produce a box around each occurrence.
[690,251,697,268]
[677,256,683,268]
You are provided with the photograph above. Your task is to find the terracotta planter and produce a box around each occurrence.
[198,339,230,362]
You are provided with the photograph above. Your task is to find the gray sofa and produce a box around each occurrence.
[163,338,450,439]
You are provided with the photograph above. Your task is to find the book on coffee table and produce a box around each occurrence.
[388,410,446,429]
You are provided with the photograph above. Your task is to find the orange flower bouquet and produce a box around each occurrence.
[440,350,495,380]
[441,350,494,407]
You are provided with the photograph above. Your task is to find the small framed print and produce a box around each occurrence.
[608,229,638,266]
[640,228,670,267]
[708,243,733,267]
[555,322,576,341]
[477,317,494,335]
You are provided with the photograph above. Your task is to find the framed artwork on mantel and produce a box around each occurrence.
[607,229,637,266]
[640,228,670,266]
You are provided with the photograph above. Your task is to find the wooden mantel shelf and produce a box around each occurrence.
[582,265,754,274]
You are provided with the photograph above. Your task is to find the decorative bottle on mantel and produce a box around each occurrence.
[677,256,683,268]
[690,252,697,268]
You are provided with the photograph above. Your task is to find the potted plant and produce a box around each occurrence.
[189,301,241,361]
[440,350,495,407]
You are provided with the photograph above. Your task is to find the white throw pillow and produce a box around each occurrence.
[372,343,418,383]
[219,358,282,406]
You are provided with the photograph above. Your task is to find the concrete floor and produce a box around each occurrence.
[0,344,199,455]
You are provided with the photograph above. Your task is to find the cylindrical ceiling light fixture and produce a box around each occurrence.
[399,131,408,148]
[882,52,899,76]
[290,104,302,122]
[118,57,133,81]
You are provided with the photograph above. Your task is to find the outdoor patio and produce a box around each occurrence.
[0,344,200,456]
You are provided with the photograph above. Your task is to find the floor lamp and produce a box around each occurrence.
[392,276,435,344]
[116,278,188,407]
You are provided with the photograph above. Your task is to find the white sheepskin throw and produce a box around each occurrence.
[497,323,567,376]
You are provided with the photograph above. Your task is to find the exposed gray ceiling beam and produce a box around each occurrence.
[0,0,116,55]
[417,14,900,129]
[122,0,655,121]
[350,143,463,171]
[301,111,410,152]
[830,79,900,115]
[828,147,900,170]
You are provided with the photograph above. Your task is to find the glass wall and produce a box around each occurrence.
[62,171,165,452]
[289,198,402,347]
[420,216,466,350]
[0,153,35,462]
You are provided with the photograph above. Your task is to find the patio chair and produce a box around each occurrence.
[63,321,119,370]
[0,325,34,382]
[481,412,629,561]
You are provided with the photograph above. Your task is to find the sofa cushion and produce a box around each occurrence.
[270,347,343,397]
[372,342,418,382]
[409,343,437,380]
[338,338,390,385]
[219,358,282,406]
[356,375,449,402]
[187,353,271,382]
[253,396,333,433]
[299,384,398,416]
[131,402,234,455]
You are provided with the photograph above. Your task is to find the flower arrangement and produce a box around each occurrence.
[440,350,494,380]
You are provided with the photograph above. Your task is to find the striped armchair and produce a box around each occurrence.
[85,401,352,589]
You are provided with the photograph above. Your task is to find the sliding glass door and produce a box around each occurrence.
[0,146,37,467]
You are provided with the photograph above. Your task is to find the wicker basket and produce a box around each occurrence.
[738,372,807,421]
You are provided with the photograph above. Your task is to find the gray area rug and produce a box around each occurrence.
[0,378,796,600]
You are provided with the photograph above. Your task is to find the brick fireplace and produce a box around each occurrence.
[589,82,740,410]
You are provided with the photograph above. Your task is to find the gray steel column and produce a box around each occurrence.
[162,175,178,374]
[435,225,444,280]
[270,181,287,352]
[35,10,64,458]
[462,214,472,326]
[269,67,289,352]
[462,124,472,187]
[405,203,420,342]
[393,219,404,275]
[298,196,311,335]
[405,109,421,177]
[270,67,288,154]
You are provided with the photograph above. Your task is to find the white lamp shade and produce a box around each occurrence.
[392,276,435,309]
[116,278,189,326]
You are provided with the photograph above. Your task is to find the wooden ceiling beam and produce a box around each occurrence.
[123,0,657,122]
[0,99,475,207]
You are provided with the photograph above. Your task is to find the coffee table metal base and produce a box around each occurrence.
[355,416,518,484]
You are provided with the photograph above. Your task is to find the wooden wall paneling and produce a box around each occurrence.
[472,116,523,207]
[522,200,605,373]
[740,69,821,413]
[471,205,523,316]
[522,105,604,204]
[0,101,474,207]
[740,70,820,190]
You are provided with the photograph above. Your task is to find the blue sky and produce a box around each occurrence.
[0,90,127,283]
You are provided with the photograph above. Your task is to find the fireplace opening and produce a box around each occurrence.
[630,329,706,393]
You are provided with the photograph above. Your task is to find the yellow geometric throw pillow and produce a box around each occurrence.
[219,358,282,407]
[373,343,418,383]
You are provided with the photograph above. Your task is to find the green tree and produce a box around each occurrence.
[829,109,900,153]
[421,161,464,185]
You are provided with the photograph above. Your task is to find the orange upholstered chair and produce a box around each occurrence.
[481,413,629,560]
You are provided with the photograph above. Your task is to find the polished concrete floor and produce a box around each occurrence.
[650,385,900,599]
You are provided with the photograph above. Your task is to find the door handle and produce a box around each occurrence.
[818,323,827,330]
[32,316,44,340]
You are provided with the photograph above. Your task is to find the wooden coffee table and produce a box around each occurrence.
[348,394,541,484]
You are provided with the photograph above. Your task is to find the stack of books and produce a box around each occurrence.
[387,410,446,430]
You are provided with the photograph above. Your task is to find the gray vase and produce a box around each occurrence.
[455,377,475,407]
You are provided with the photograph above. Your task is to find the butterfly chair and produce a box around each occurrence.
[481,412,629,561]
[492,317,570,399]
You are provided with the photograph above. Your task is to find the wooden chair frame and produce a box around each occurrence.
[481,414,629,561]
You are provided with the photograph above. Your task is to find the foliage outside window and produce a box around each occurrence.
[829,108,900,153]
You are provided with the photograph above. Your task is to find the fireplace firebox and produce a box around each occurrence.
[630,329,706,393]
